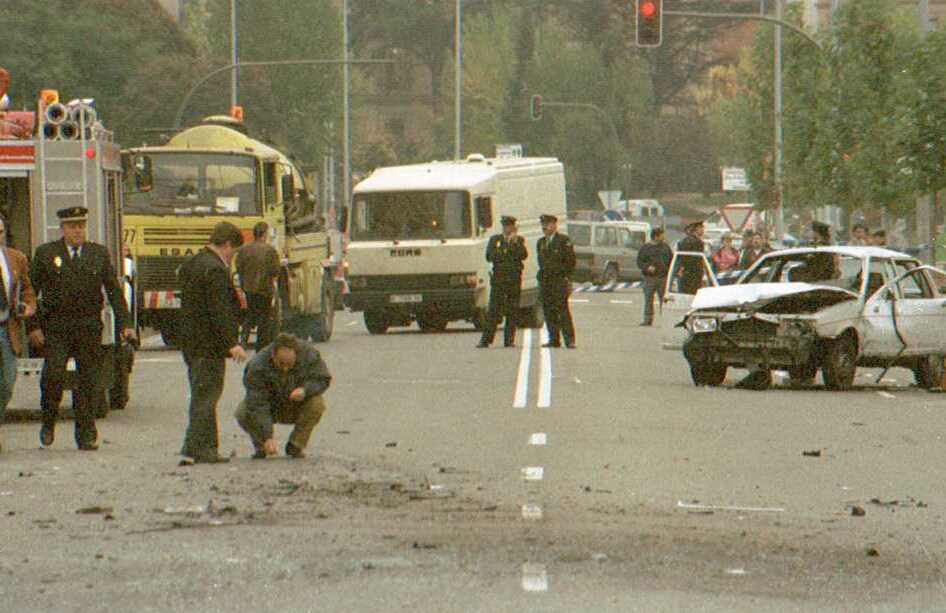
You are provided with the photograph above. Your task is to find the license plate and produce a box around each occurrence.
[390,294,422,304]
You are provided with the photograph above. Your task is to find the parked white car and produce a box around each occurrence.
[678,246,946,390]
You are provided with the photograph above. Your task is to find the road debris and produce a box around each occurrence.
[677,500,785,513]
[802,449,822,457]
[75,506,114,515]
[411,541,438,550]
[385,442,398,448]
[592,553,609,563]
[868,496,928,509]
[867,547,880,557]
[851,505,866,517]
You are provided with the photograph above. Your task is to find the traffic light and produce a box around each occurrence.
[530,94,542,121]
[635,0,664,47]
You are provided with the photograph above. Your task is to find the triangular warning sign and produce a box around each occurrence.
[719,205,753,232]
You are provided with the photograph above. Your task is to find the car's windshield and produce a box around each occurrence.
[350,191,472,241]
[123,152,261,215]
[741,252,864,293]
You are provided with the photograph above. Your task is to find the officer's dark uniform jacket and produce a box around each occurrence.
[537,232,576,284]
[178,247,240,359]
[29,239,130,332]
[486,233,527,279]
[242,343,332,441]
[676,234,705,294]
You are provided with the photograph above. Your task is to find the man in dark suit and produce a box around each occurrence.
[28,206,134,451]
[478,215,528,348]
[235,221,281,350]
[178,221,248,464]
[537,214,576,348]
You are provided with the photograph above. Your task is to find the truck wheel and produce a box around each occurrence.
[822,336,856,391]
[601,263,618,285]
[310,273,335,343]
[417,315,448,333]
[688,360,727,387]
[364,311,390,335]
[788,363,818,386]
[913,354,945,389]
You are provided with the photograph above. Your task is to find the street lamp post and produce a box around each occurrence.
[230,0,238,108]
[454,0,463,159]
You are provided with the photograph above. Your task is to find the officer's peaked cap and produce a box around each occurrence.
[539,214,558,223]
[501,215,517,225]
[57,206,89,222]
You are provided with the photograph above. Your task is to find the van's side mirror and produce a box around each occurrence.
[475,197,492,234]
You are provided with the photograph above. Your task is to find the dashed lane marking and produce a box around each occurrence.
[529,433,547,446]
[877,391,897,399]
[521,563,549,592]
[521,503,543,520]
[522,466,544,481]
[513,329,533,408]
[609,299,634,304]
[568,298,590,303]
[538,328,552,408]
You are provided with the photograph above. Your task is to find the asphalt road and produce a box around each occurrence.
[2,290,946,612]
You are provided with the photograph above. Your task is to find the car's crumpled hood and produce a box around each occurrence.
[691,282,857,311]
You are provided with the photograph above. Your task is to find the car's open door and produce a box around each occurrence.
[660,251,718,350]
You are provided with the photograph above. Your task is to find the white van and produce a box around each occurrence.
[344,154,567,334]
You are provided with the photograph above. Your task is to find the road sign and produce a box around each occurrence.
[597,190,623,209]
[721,167,750,191]
[719,203,754,232]
[495,144,523,158]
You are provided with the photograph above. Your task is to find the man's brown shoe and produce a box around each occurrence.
[285,443,306,459]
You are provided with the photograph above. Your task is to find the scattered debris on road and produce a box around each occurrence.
[802,449,823,457]
[867,547,880,557]
[75,506,114,515]
[851,505,867,517]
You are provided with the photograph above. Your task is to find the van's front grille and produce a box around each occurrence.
[142,227,216,246]
[136,256,188,290]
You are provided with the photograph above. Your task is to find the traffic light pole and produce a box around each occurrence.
[663,10,822,51]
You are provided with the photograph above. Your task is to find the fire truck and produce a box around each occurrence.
[121,111,341,347]
[0,68,134,416]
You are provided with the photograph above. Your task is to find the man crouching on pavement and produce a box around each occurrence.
[235,333,331,459]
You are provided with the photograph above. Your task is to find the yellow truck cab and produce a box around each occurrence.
[122,115,339,346]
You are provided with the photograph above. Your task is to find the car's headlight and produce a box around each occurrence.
[688,316,718,333]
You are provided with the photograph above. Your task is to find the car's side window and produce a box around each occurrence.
[594,226,610,246]
[893,261,932,299]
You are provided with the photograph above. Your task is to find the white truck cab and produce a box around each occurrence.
[344,155,567,334]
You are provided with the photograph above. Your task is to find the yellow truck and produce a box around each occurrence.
[121,114,340,346]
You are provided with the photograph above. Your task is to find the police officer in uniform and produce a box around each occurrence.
[29,206,134,450]
[536,214,576,348]
[477,216,527,348]
[676,220,706,295]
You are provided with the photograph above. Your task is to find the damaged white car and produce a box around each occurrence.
[680,247,946,390]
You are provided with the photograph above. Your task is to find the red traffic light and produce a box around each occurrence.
[640,1,657,17]
[635,0,664,47]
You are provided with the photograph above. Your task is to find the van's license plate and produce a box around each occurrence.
[390,294,422,304]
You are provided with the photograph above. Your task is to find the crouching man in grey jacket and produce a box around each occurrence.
[234,333,332,459]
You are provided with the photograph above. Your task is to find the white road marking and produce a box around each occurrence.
[538,328,552,408]
[521,503,543,520]
[609,299,634,304]
[568,298,590,303]
[677,500,785,513]
[513,329,533,408]
[522,466,544,481]
[521,563,549,592]
[877,391,896,399]
[529,432,547,446]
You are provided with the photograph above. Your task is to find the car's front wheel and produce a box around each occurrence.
[688,360,727,387]
[822,336,857,391]
[913,354,945,390]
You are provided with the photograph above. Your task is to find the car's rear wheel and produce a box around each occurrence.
[600,264,618,285]
[364,310,390,335]
[788,362,818,386]
[688,360,727,387]
[913,354,945,389]
[822,336,857,391]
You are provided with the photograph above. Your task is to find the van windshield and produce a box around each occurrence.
[351,191,472,241]
[122,152,261,216]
